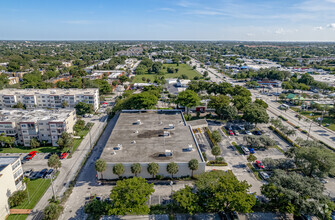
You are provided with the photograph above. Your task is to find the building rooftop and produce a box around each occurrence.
[0,109,75,123]
[0,88,98,96]
[101,110,204,163]
[0,156,19,172]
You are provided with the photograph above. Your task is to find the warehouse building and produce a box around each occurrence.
[99,110,205,179]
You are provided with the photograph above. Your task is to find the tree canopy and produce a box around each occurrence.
[109,177,155,215]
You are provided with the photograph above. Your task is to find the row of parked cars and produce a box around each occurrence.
[24,151,69,162]
[224,125,262,136]
[24,168,54,179]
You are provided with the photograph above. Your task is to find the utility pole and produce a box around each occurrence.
[50,174,56,201]
[307,113,313,141]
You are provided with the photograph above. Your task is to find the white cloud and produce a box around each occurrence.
[185,10,224,16]
[157,8,175,12]
[314,26,324,30]
[327,23,335,29]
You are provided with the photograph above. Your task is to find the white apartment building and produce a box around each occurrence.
[0,109,76,147]
[0,157,25,220]
[0,88,99,111]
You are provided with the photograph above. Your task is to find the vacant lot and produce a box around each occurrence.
[132,64,201,83]
[291,108,335,131]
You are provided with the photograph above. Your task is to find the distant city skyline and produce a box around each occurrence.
[1,0,335,41]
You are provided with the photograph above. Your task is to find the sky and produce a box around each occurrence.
[1,0,335,41]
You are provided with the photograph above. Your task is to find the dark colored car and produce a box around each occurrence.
[230,211,239,220]
[45,169,54,178]
[44,153,53,159]
[37,169,48,179]
[24,169,33,177]
[218,211,228,220]
[253,130,262,135]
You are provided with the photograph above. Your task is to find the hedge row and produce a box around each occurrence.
[279,115,288,121]
[269,125,300,148]
[204,127,217,146]
[206,160,228,166]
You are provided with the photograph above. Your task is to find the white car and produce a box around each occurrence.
[245,130,252,135]
[260,172,270,180]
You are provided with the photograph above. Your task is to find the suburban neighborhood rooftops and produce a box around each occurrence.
[101,110,204,163]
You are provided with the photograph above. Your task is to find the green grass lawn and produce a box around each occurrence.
[0,145,59,153]
[69,129,90,158]
[132,64,202,83]
[6,214,29,220]
[13,178,51,210]
[298,111,335,131]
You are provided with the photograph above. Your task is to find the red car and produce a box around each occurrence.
[255,160,264,169]
[26,151,37,160]
[60,152,68,159]
[228,130,234,136]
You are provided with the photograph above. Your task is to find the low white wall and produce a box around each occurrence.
[99,162,206,180]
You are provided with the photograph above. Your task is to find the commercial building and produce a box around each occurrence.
[99,110,205,179]
[0,88,99,111]
[0,109,76,147]
[0,157,25,220]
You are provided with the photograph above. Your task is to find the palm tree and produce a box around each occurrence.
[167,162,179,178]
[131,163,141,177]
[188,159,199,177]
[113,163,124,179]
[95,159,107,180]
[48,154,61,171]
[147,162,159,178]
[211,146,221,160]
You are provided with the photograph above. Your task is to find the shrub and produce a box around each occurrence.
[302,130,308,134]
[204,127,217,146]
[202,152,207,162]
[279,115,288,121]
[44,203,64,220]
[8,190,27,207]
[269,126,300,148]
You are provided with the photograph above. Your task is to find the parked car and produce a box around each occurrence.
[45,169,54,178]
[26,151,37,160]
[233,130,239,136]
[255,160,264,169]
[228,130,234,136]
[24,169,33,177]
[249,148,255,154]
[218,211,228,220]
[29,171,39,179]
[253,130,262,135]
[260,171,270,180]
[44,153,53,159]
[229,211,239,220]
[245,130,252,135]
[241,146,250,155]
[36,169,48,179]
[60,152,69,159]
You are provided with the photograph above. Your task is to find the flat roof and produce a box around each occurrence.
[0,88,98,96]
[0,156,19,166]
[0,109,74,123]
[101,110,204,163]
